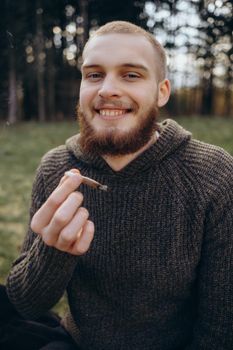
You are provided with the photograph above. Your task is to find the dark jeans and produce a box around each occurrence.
[0,285,78,350]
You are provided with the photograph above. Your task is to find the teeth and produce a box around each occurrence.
[99,109,127,116]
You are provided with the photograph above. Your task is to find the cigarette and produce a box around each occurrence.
[65,171,108,191]
[82,176,108,191]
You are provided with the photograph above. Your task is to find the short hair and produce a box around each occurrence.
[83,21,167,81]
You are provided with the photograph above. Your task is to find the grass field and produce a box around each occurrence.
[0,116,232,313]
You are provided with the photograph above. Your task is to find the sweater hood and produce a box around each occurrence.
[65,119,191,177]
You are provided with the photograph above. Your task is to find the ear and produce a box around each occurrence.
[157,79,171,107]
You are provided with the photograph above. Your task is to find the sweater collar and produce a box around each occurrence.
[65,119,191,177]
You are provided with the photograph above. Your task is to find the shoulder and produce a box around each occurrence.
[178,138,233,199]
[183,138,233,176]
[41,144,70,165]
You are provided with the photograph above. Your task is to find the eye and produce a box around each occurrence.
[123,72,141,80]
[86,72,103,81]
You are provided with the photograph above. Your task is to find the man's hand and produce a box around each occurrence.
[31,170,95,255]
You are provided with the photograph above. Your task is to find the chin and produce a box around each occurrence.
[77,103,159,156]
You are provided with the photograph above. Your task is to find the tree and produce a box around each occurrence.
[145,0,233,116]
[4,0,28,123]
[35,0,46,122]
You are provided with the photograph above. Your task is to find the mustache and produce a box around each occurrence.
[94,98,136,110]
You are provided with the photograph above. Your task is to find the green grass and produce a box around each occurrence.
[176,116,233,154]
[0,120,78,314]
[0,116,232,314]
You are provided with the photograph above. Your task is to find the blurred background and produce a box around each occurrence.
[0,1,232,310]
[0,0,232,122]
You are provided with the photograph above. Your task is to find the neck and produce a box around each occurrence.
[102,133,158,171]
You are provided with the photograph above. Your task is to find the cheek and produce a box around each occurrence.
[146,88,158,107]
[136,93,157,111]
[79,84,99,108]
[131,84,157,107]
[79,87,93,110]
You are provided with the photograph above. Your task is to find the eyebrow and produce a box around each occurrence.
[81,63,149,73]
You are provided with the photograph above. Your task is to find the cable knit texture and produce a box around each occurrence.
[6,119,233,349]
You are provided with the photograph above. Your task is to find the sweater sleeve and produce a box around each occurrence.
[185,179,233,349]
[6,164,78,319]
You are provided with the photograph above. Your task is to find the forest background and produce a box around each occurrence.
[0,0,233,122]
[0,1,233,311]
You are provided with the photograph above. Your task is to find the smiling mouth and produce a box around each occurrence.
[95,108,132,117]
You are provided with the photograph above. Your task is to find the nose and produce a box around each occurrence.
[98,75,122,98]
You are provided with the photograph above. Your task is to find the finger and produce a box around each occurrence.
[55,207,89,250]
[31,173,82,233]
[59,169,81,187]
[58,175,68,187]
[72,220,95,255]
[69,168,81,175]
[40,192,84,246]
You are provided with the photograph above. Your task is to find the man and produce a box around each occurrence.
[3,21,233,349]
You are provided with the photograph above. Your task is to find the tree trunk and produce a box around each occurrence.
[47,43,55,120]
[8,46,18,124]
[35,1,46,122]
[201,70,214,116]
[80,0,89,44]
[6,0,18,123]
[224,63,233,117]
[77,0,89,68]
[224,85,232,117]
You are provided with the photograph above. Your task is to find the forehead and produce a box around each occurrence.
[82,33,157,74]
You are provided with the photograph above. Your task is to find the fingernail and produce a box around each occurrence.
[65,171,78,177]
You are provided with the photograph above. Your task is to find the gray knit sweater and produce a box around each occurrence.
[6,119,233,349]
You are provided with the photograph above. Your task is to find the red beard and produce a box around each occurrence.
[77,104,159,156]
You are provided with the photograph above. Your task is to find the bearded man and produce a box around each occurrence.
[2,21,233,350]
